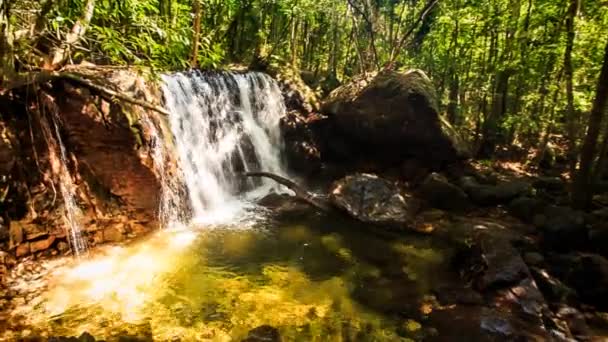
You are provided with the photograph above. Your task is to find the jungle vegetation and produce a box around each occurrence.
[0,0,607,207]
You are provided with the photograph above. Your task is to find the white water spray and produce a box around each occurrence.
[160,71,287,225]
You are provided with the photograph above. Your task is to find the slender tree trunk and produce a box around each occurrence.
[447,73,460,124]
[159,0,172,20]
[564,0,579,176]
[536,70,562,166]
[191,0,202,67]
[290,18,298,67]
[45,0,96,69]
[0,0,14,84]
[479,69,511,157]
[572,40,608,208]
[593,123,608,183]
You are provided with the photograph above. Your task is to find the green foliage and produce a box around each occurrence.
[6,0,608,153]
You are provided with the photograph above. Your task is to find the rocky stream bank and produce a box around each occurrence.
[0,67,607,340]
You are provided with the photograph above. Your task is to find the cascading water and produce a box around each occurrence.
[160,71,287,225]
[39,111,87,256]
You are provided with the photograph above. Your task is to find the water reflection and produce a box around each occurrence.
[8,216,456,341]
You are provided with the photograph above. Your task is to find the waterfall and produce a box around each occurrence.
[39,111,88,256]
[160,71,287,225]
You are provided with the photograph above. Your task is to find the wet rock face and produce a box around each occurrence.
[54,81,161,217]
[321,70,470,167]
[279,111,321,174]
[330,174,419,229]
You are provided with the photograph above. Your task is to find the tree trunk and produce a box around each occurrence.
[0,0,14,84]
[564,0,579,176]
[159,0,172,20]
[572,40,608,208]
[190,0,202,67]
[594,123,608,183]
[447,73,460,124]
[45,0,96,70]
[478,69,511,157]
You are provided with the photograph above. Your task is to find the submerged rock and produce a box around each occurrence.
[330,174,419,230]
[258,193,317,220]
[321,70,469,167]
[242,325,281,342]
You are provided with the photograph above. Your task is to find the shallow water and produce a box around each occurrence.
[5,213,457,341]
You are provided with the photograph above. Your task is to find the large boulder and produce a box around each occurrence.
[330,174,419,229]
[321,70,469,167]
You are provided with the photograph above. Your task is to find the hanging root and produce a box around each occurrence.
[2,70,170,117]
[244,171,332,212]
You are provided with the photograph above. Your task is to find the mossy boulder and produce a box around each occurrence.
[321,70,470,167]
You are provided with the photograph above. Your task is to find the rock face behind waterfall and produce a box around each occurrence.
[56,80,161,215]
[0,67,165,260]
[321,70,469,167]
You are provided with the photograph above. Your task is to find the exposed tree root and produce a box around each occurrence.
[244,172,332,212]
[1,71,170,116]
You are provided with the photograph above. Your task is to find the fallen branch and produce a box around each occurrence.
[244,172,332,212]
[1,71,170,117]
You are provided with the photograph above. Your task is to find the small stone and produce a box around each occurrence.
[57,241,69,253]
[12,296,25,306]
[103,226,125,243]
[9,222,23,248]
[129,223,149,236]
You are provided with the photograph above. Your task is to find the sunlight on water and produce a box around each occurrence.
[28,230,195,323]
[5,221,451,341]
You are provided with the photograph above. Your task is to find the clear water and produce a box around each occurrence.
[8,215,455,341]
